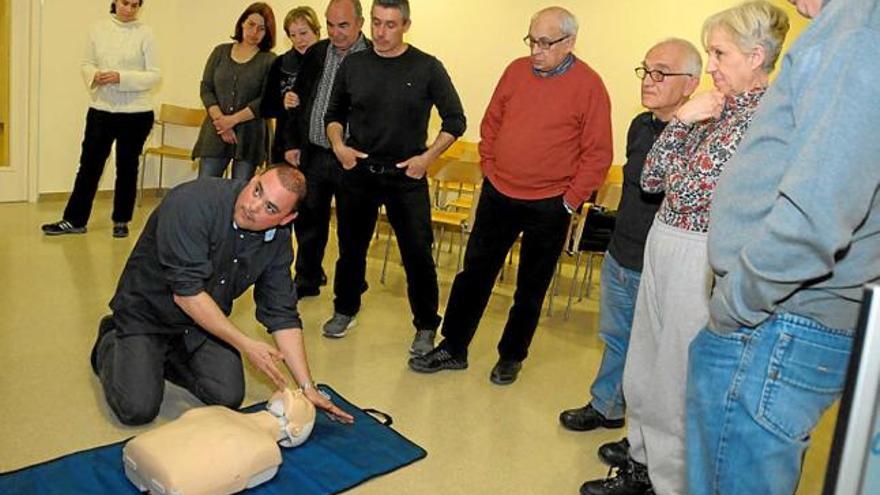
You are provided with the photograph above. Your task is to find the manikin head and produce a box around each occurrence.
[267,388,317,447]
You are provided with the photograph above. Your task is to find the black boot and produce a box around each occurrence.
[598,437,630,467]
[579,459,652,495]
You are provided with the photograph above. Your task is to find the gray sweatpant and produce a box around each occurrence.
[622,220,711,495]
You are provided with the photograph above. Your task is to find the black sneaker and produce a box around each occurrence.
[112,223,129,238]
[598,438,630,467]
[579,459,652,495]
[90,315,116,376]
[489,359,522,385]
[559,403,625,431]
[408,347,468,373]
[42,220,86,236]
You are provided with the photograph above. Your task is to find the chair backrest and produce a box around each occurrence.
[441,140,479,161]
[596,164,624,209]
[431,159,483,185]
[158,104,206,128]
[428,158,483,212]
[605,164,623,184]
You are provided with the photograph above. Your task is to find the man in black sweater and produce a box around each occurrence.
[323,0,466,354]
[282,0,371,298]
[561,39,701,495]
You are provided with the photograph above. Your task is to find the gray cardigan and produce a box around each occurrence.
[192,43,275,165]
[707,0,880,333]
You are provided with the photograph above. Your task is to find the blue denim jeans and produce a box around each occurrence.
[686,313,853,495]
[198,157,255,180]
[589,252,641,420]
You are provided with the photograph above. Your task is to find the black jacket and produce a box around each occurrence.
[282,36,372,153]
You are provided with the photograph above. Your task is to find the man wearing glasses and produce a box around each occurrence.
[557,37,701,477]
[409,7,612,385]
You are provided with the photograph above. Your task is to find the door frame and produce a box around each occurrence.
[0,0,40,203]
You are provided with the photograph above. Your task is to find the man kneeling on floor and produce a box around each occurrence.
[91,165,353,425]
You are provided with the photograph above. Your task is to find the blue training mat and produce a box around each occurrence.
[0,384,426,494]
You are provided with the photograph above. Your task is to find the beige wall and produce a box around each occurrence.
[36,0,808,194]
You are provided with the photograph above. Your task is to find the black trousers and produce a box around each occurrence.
[95,316,244,426]
[293,145,343,288]
[440,180,571,362]
[63,109,154,227]
[334,163,441,331]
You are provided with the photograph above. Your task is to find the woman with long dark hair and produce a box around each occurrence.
[193,2,276,180]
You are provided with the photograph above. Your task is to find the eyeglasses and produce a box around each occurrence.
[523,34,570,50]
[634,66,693,82]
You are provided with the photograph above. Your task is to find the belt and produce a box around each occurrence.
[360,159,401,175]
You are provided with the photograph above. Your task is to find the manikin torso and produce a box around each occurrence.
[123,388,316,495]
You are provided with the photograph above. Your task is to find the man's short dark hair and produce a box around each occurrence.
[372,0,410,22]
[269,164,307,212]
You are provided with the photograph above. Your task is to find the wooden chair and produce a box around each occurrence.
[378,156,483,284]
[429,159,483,271]
[138,104,206,205]
[560,164,625,319]
[376,141,483,284]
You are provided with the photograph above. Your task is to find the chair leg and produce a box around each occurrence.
[434,226,444,266]
[546,257,563,317]
[584,253,605,298]
[380,224,393,285]
[157,156,164,196]
[456,228,465,272]
[564,252,583,320]
[138,153,147,207]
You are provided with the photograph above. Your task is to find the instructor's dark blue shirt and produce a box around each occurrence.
[110,178,301,350]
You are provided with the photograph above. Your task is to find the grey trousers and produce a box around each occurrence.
[95,317,244,426]
[622,220,711,495]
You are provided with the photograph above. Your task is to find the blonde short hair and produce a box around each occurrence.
[702,0,790,73]
[284,6,321,38]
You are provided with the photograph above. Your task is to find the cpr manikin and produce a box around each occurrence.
[123,387,316,495]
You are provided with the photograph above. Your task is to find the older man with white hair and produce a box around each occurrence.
[410,6,613,385]
[559,37,701,454]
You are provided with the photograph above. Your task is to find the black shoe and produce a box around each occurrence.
[90,315,116,376]
[489,359,522,385]
[112,223,129,238]
[598,438,630,468]
[408,347,468,373]
[42,220,86,236]
[579,459,652,495]
[560,403,625,431]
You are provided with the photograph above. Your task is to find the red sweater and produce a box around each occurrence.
[479,57,613,208]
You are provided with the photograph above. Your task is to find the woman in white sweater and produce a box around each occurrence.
[42,0,160,238]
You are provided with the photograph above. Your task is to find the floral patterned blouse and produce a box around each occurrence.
[641,86,767,233]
